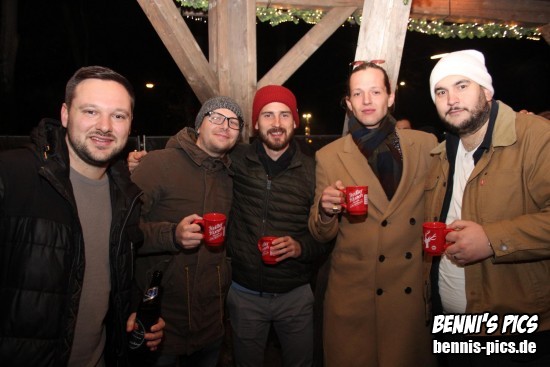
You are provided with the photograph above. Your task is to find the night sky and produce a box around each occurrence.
[3,0,549,137]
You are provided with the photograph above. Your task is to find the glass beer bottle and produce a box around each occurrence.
[128,270,163,352]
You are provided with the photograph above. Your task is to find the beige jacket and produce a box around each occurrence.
[425,101,550,333]
[309,129,437,367]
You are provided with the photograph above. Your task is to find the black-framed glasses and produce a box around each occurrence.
[349,59,385,72]
[205,111,243,130]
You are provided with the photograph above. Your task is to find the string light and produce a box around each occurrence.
[175,1,542,40]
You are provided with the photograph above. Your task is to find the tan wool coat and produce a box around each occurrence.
[309,129,437,367]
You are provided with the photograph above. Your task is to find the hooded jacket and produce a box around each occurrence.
[0,118,142,366]
[130,127,233,355]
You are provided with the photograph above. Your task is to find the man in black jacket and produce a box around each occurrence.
[0,66,163,366]
[226,85,330,367]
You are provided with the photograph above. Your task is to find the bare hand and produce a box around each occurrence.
[174,214,203,250]
[126,312,165,351]
[319,180,345,220]
[444,220,494,266]
[270,236,302,262]
[128,150,148,173]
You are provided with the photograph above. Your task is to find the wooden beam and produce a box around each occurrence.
[355,0,411,93]
[212,0,257,140]
[258,6,357,87]
[342,0,411,134]
[257,0,550,25]
[411,0,550,25]
[136,0,218,102]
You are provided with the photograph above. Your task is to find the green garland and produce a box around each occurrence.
[175,0,542,40]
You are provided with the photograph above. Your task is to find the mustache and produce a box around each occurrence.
[446,106,467,115]
[267,127,286,134]
[89,130,115,139]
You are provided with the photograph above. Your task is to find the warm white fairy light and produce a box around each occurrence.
[174,1,542,40]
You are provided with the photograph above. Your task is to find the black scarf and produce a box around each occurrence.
[256,139,296,178]
[348,114,403,200]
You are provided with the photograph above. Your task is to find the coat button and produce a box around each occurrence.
[381,220,388,227]
[500,244,508,251]
[376,289,383,295]
[409,218,416,225]
[379,255,385,262]
[405,252,412,259]
[405,287,412,294]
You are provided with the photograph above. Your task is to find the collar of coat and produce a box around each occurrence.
[168,127,233,172]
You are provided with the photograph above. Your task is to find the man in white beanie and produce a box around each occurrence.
[425,49,550,366]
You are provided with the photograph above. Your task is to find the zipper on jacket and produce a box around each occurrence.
[260,175,272,235]
[258,175,273,295]
[115,191,143,293]
[217,265,223,326]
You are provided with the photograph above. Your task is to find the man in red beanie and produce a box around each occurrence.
[226,85,331,367]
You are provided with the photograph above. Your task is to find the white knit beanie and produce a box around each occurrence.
[429,49,494,101]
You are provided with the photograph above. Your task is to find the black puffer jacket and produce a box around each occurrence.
[0,119,142,366]
[227,140,328,293]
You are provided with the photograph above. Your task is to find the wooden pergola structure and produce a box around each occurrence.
[136,0,549,139]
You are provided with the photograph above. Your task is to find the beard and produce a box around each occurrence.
[259,127,294,151]
[440,92,491,136]
[66,127,124,168]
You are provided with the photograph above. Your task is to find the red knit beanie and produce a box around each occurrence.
[252,85,299,128]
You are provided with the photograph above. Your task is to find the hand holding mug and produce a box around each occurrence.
[319,180,346,218]
[174,214,204,250]
[192,213,227,246]
[339,186,368,216]
[444,220,495,265]
[258,236,278,264]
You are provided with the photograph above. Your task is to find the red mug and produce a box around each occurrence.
[340,186,368,215]
[193,213,226,246]
[258,236,278,264]
[422,222,454,256]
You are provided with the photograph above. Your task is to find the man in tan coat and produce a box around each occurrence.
[426,49,550,366]
[308,61,437,366]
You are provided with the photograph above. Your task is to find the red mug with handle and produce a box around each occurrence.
[422,222,454,256]
[193,213,226,246]
[340,186,368,216]
[258,236,278,264]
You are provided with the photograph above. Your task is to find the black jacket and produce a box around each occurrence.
[227,140,329,293]
[0,119,142,366]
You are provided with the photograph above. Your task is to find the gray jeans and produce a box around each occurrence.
[227,283,314,367]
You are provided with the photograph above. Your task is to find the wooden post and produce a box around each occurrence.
[343,0,412,134]
[211,0,256,141]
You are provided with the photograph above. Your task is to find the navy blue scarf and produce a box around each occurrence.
[348,114,403,200]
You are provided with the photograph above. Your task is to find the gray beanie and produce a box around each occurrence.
[195,96,244,130]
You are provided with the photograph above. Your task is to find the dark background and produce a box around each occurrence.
[2,0,549,137]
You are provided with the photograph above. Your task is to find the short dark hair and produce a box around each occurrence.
[65,66,135,111]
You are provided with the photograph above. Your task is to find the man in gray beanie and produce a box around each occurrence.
[425,49,550,366]
[129,96,243,366]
